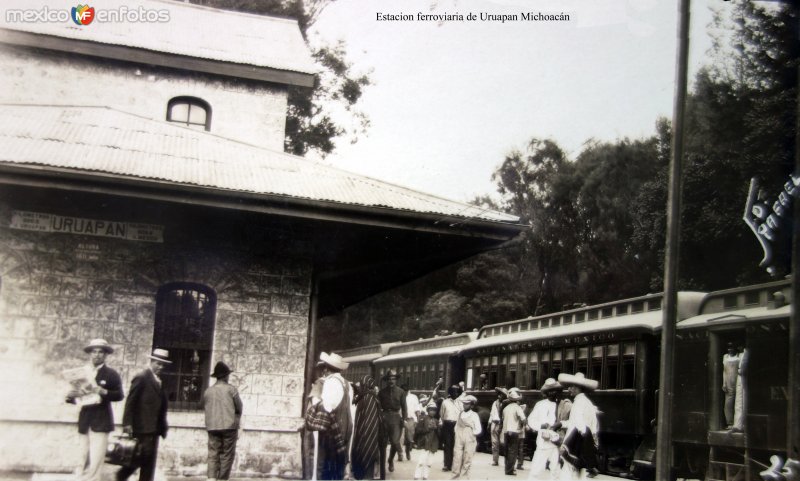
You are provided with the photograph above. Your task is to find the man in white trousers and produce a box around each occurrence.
[527,378,563,480]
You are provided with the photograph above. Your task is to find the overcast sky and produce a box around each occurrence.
[311,0,731,203]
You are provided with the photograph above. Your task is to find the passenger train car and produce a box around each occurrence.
[667,278,791,481]
[459,291,705,474]
[335,279,793,480]
[339,342,399,382]
[372,331,477,391]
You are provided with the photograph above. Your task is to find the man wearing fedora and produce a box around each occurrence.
[557,373,599,480]
[527,378,563,480]
[117,348,172,481]
[66,339,124,481]
[204,361,243,481]
[312,352,353,480]
[378,369,407,472]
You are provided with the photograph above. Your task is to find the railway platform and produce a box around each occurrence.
[384,450,622,480]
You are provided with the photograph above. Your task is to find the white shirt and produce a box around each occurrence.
[406,392,421,422]
[502,402,526,434]
[490,399,503,423]
[565,393,598,445]
[321,372,346,413]
[457,410,483,436]
[528,398,558,448]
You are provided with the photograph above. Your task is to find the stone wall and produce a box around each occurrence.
[0,200,312,478]
[0,45,288,151]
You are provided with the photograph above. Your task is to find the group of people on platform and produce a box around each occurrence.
[305,351,602,480]
[65,338,242,481]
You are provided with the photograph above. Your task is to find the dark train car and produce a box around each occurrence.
[339,342,399,383]
[668,279,791,481]
[460,291,706,476]
[373,332,478,392]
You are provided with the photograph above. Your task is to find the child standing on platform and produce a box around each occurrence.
[414,401,440,480]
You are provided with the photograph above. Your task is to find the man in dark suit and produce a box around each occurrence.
[117,349,171,481]
[67,338,124,481]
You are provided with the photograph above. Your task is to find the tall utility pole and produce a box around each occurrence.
[656,0,691,479]
[789,0,800,462]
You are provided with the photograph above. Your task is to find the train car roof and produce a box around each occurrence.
[473,291,707,341]
[339,342,400,363]
[375,332,478,364]
[677,278,791,329]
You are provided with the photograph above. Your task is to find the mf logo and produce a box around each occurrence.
[71,4,95,25]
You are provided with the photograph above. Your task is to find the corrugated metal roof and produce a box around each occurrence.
[0,0,316,75]
[0,105,521,224]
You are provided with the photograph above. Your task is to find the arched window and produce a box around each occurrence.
[166,96,211,131]
[153,283,217,410]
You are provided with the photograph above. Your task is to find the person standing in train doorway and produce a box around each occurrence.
[439,385,463,472]
[722,342,740,429]
[732,345,749,433]
[527,378,563,480]
[557,373,599,480]
[502,388,527,476]
[378,370,407,473]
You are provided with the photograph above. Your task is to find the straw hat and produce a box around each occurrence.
[147,348,172,364]
[540,378,562,392]
[508,389,522,401]
[557,372,598,391]
[461,395,478,404]
[317,352,349,371]
[84,338,113,354]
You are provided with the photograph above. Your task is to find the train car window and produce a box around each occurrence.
[648,299,662,311]
[521,321,530,331]
[723,294,738,309]
[552,350,563,380]
[630,301,644,313]
[577,347,588,374]
[617,304,629,316]
[605,344,619,389]
[622,342,636,389]
[540,351,551,381]
[575,312,586,323]
[529,352,539,388]
[564,348,576,374]
[512,324,520,332]
[588,310,599,321]
[591,346,604,386]
[744,291,759,305]
[601,307,613,318]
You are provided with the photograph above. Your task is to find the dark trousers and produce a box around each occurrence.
[383,411,404,463]
[518,431,526,468]
[208,430,238,480]
[505,432,520,474]
[442,420,456,470]
[117,434,158,481]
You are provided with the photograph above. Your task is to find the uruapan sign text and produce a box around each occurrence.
[10,210,163,243]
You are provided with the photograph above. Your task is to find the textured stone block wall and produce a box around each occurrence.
[0,46,288,151]
[0,204,312,478]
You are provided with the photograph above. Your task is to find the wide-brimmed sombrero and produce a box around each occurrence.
[557,372,598,391]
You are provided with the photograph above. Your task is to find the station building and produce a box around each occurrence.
[0,0,523,477]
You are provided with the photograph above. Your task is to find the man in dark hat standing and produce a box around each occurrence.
[117,348,171,481]
[378,369,407,473]
[66,338,124,481]
[204,361,243,481]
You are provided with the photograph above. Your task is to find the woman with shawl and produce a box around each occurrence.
[351,375,384,480]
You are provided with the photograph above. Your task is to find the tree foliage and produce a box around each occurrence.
[184,0,371,157]
[320,2,797,349]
